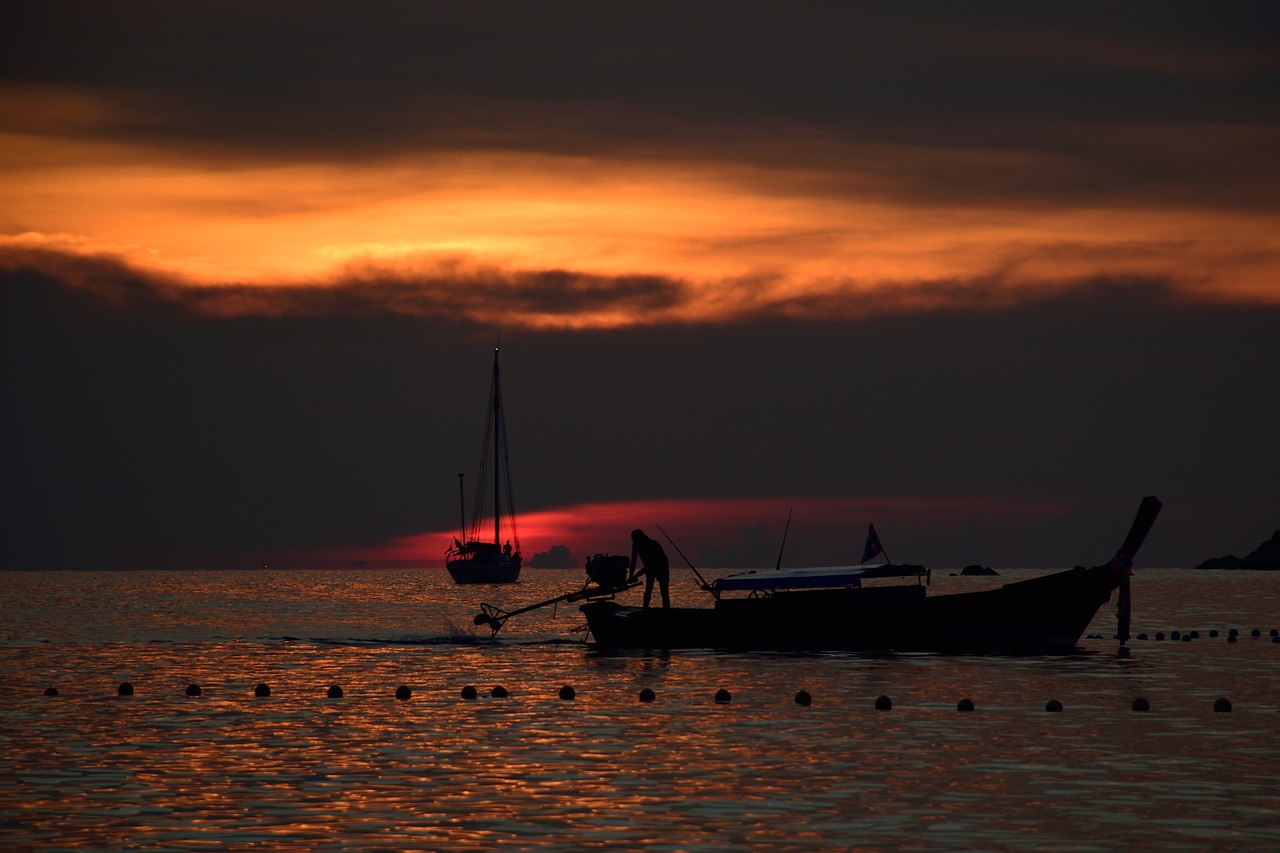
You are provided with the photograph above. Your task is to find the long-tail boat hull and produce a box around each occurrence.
[581,496,1162,653]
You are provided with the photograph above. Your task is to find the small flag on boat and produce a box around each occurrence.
[861,524,883,564]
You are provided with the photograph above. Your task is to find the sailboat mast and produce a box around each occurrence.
[492,348,502,547]
[457,473,466,540]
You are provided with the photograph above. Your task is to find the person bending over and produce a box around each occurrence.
[628,528,670,609]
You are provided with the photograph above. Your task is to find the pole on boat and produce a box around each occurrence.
[456,473,467,541]
[775,506,793,571]
[654,523,719,599]
[475,578,641,635]
[1111,495,1162,645]
[1117,575,1131,645]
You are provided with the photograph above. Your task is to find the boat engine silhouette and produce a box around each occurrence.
[584,554,630,592]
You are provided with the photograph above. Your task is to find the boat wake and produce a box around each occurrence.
[276,635,583,648]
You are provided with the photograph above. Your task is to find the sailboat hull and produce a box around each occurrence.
[447,556,521,584]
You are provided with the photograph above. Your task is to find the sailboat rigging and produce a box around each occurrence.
[446,349,522,583]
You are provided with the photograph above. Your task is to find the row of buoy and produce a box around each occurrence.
[801,693,1237,713]
[40,682,502,701]
[39,683,1239,711]
[1086,628,1279,642]
[1143,628,1279,642]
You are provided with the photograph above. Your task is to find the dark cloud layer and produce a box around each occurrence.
[5,2,1277,210]
[3,4,1278,570]
[4,248,1277,569]
[10,3,1275,135]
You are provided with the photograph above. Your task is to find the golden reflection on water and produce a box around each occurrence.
[2,570,1279,850]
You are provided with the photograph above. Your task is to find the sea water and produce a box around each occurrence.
[2,568,1278,851]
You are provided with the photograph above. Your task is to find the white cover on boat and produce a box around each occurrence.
[714,565,883,591]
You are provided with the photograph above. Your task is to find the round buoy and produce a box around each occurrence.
[185,683,202,697]
[1181,634,1192,643]
[1251,629,1261,638]
[491,685,509,698]
[714,688,732,704]
[1155,632,1165,641]
[1045,699,1063,712]
[43,686,59,696]
[460,685,478,700]
[1213,698,1232,713]
[1229,628,1239,637]
[639,688,656,703]
[1209,630,1219,638]
[957,698,975,712]
[254,683,270,697]
[1132,697,1150,712]
[118,682,134,696]
[1228,635,1238,643]
[395,685,411,701]
[1189,630,1200,639]
[1137,633,1148,640]
[875,695,892,711]
[1271,629,1278,637]
[1273,636,1279,644]
[559,685,576,700]
[1171,630,1181,641]
[327,684,343,699]
[473,612,489,626]
[795,690,812,706]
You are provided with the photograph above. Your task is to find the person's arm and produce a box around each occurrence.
[628,544,640,582]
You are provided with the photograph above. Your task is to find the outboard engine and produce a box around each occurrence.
[585,554,630,591]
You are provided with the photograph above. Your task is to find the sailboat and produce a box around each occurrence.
[446,349,522,584]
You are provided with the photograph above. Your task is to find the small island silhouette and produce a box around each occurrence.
[1195,529,1280,570]
[529,544,575,569]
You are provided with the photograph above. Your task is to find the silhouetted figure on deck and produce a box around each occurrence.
[629,528,670,609]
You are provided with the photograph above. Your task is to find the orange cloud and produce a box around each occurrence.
[4,114,1278,326]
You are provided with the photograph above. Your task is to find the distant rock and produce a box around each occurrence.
[530,544,574,569]
[1195,530,1280,570]
[959,564,999,576]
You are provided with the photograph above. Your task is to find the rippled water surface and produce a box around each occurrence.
[2,568,1278,851]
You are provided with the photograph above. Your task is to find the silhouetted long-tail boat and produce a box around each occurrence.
[477,496,1162,653]
[583,496,1161,652]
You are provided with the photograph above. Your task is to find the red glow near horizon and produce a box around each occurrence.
[304,494,1074,569]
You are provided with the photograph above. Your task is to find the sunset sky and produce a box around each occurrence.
[3,2,1278,570]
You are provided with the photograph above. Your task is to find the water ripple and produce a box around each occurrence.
[2,569,1278,850]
